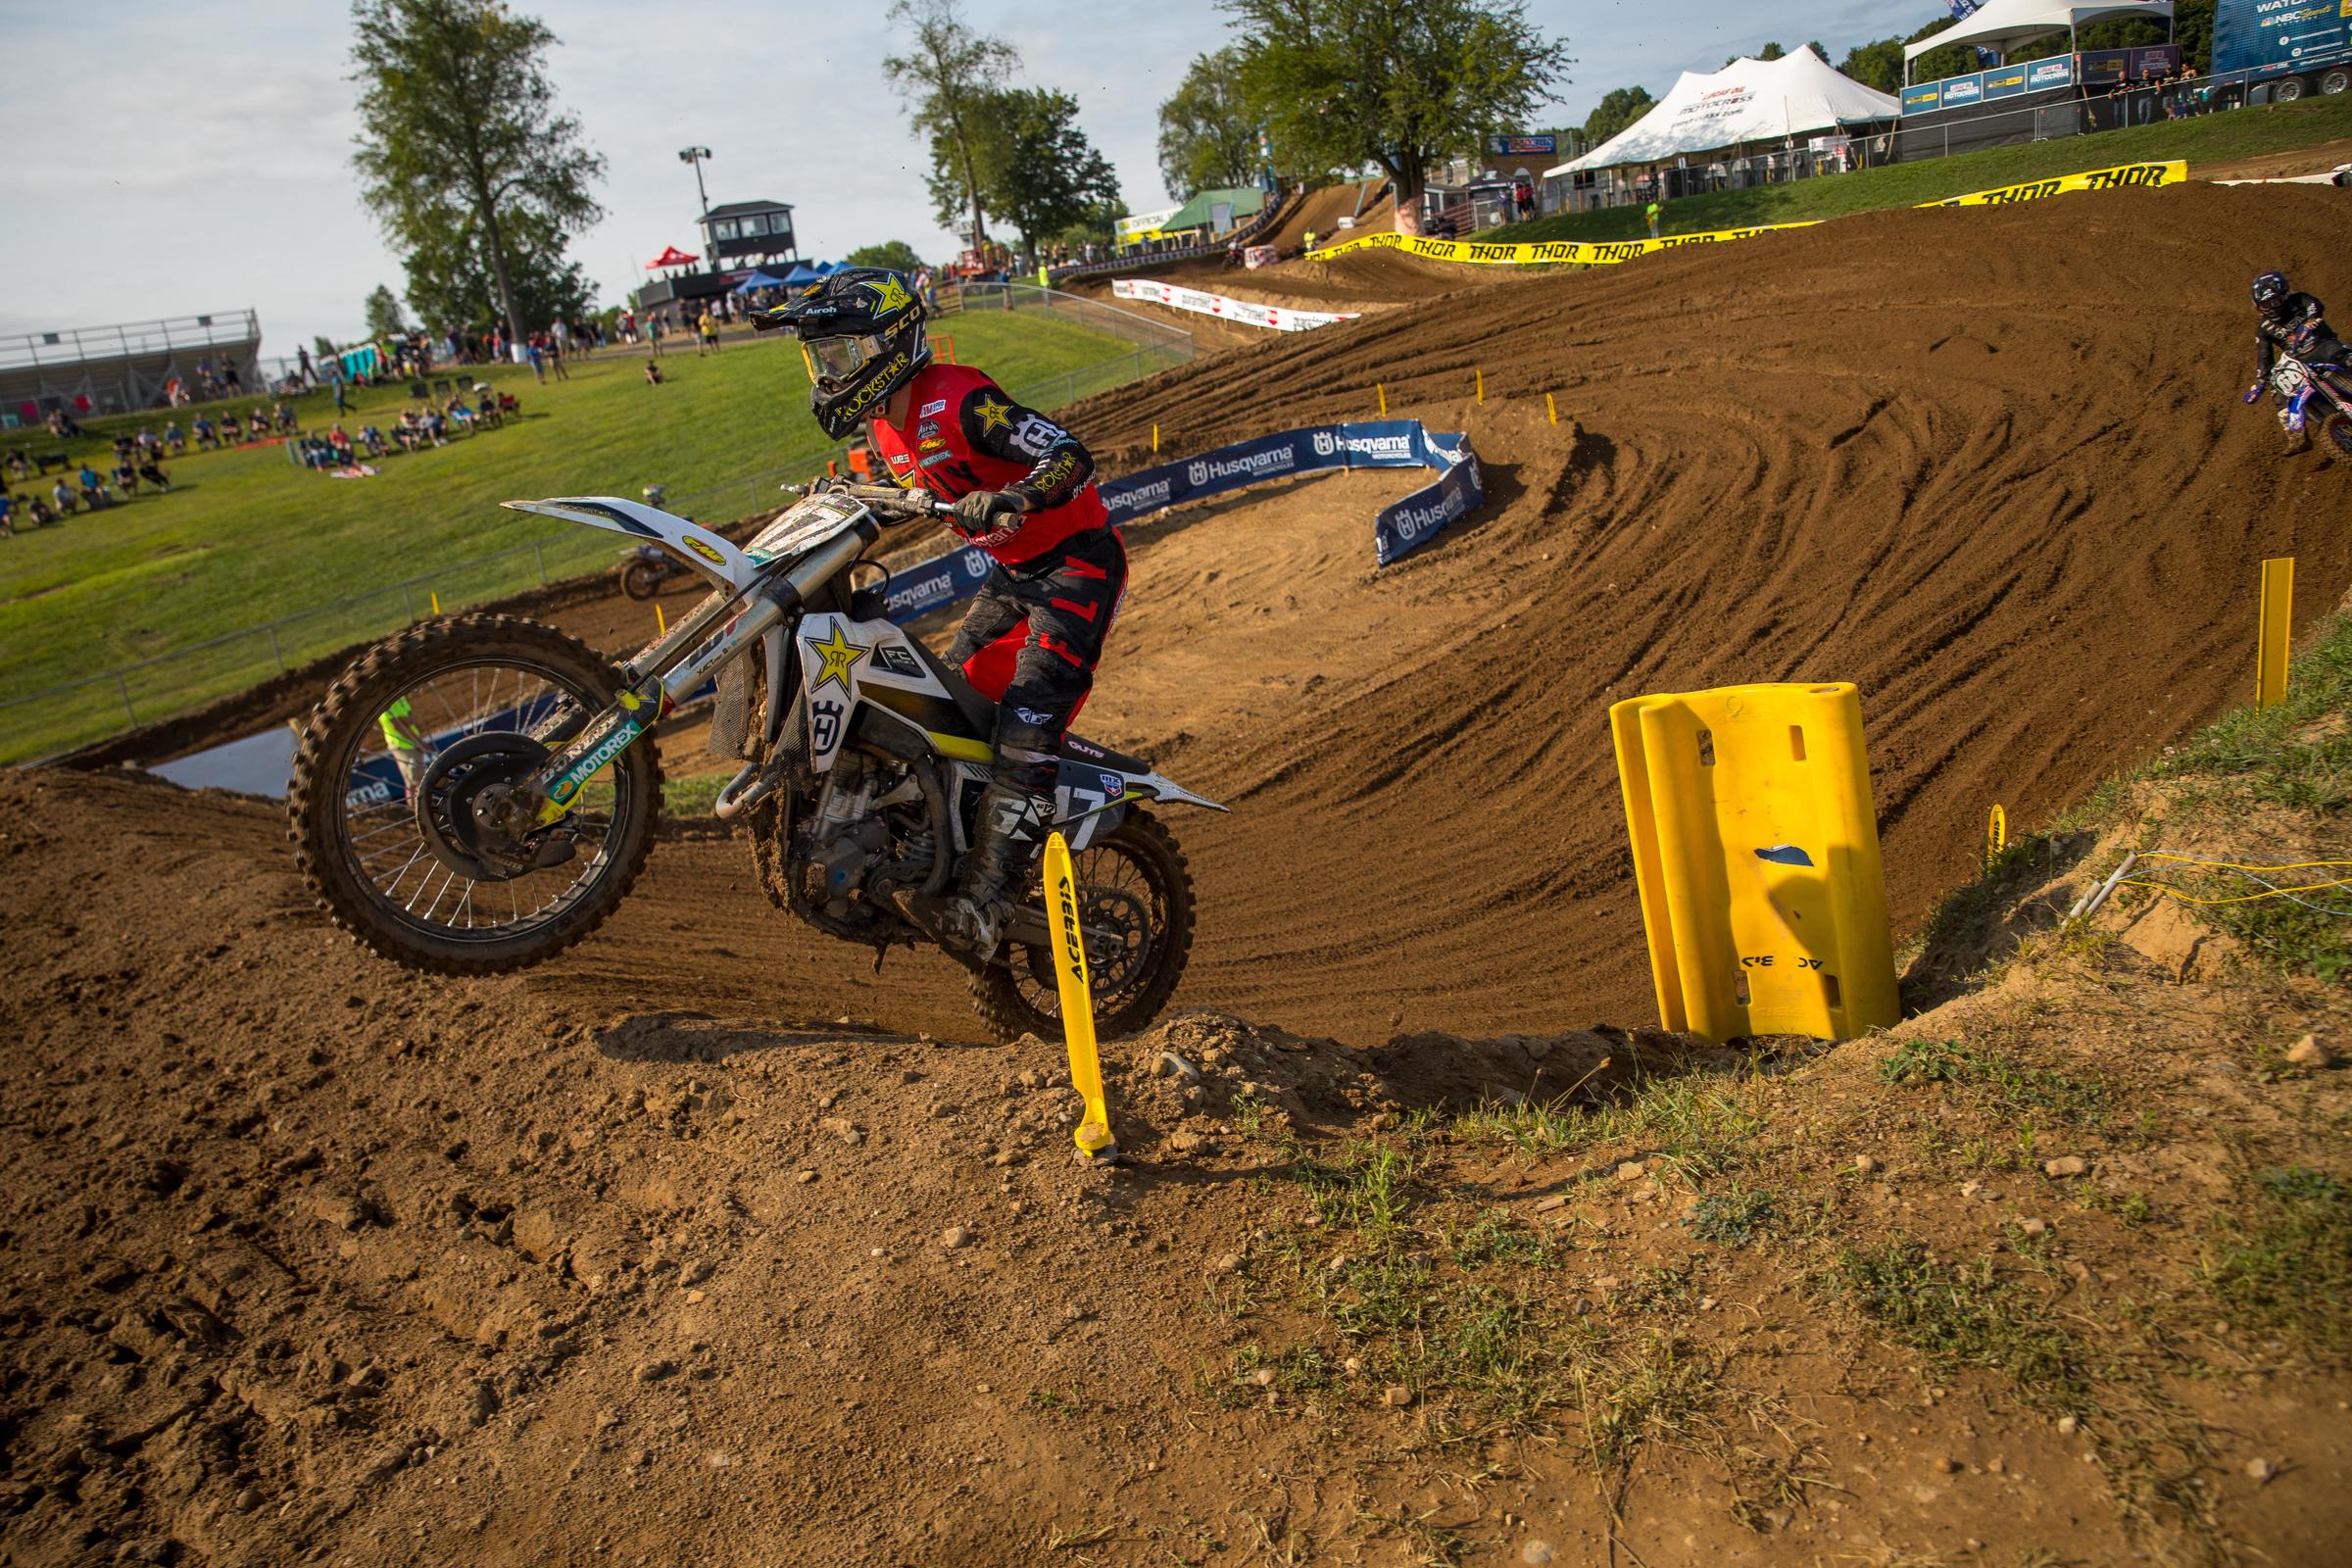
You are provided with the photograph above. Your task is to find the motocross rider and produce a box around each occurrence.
[2244,270,2349,453]
[757,268,1125,960]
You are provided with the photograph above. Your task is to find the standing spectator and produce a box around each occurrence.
[549,332,570,381]
[1646,195,1662,238]
[332,372,349,416]
[526,337,547,384]
[222,359,243,396]
[648,312,666,357]
[297,344,316,386]
[697,309,718,355]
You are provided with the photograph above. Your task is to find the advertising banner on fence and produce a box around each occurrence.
[1110,277,1358,331]
[879,421,1487,621]
[1918,159,2187,208]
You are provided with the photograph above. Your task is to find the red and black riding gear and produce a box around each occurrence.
[866,362,1124,798]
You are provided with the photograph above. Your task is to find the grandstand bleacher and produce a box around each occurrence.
[2,311,264,424]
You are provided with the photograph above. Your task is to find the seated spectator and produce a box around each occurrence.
[51,478,77,515]
[497,390,520,416]
[163,420,187,454]
[136,456,172,491]
[221,413,244,443]
[114,459,140,497]
[359,424,387,458]
[4,450,28,483]
[193,416,218,450]
[46,409,82,439]
[77,465,112,508]
[27,494,57,528]
[274,401,299,434]
[422,409,448,445]
[300,435,335,469]
[473,386,501,427]
[645,359,664,385]
[113,434,134,466]
[328,424,355,463]
[394,412,423,453]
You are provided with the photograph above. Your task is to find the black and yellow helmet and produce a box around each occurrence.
[755,268,930,439]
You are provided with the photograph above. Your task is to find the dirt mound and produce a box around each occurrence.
[1103,245,1498,321]
[1261,178,1393,252]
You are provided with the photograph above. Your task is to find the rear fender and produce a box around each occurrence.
[502,495,754,593]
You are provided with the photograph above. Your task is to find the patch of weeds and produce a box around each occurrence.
[2203,1166,2352,1355]
[1229,1340,1337,1396]
[1443,1095,1585,1153]
[1027,1388,1086,1418]
[1834,1238,2090,1408]
[1447,1208,1553,1268]
[1574,1326,1718,1471]
[1290,1137,1419,1246]
[1622,1263,1700,1311]
[1689,1186,1776,1247]
[1229,1087,1265,1140]
[1045,1523,1114,1550]
[2185,877,2351,983]
[1353,1501,1470,1567]
[1443,1071,1764,1179]
[1879,1038,2106,1125]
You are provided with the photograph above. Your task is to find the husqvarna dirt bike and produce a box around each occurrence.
[288,483,1222,1042]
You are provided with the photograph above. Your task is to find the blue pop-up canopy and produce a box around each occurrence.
[732,269,792,294]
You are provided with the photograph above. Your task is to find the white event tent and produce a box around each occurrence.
[1900,0,2174,79]
[1548,51,1901,176]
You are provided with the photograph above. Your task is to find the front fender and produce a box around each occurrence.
[503,495,755,594]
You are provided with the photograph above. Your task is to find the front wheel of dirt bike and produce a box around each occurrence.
[288,613,662,975]
[618,559,665,601]
[2322,411,2352,462]
[970,807,1197,1045]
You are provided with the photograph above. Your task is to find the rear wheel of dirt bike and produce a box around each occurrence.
[619,559,666,601]
[2323,411,2352,462]
[970,808,1196,1045]
[288,613,662,975]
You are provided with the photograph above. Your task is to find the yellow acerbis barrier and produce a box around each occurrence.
[1319,161,2188,268]
[1610,682,1899,1043]
[1041,832,1117,1162]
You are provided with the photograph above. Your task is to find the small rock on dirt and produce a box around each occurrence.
[794,1170,818,1185]
[2043,1155,2088,1178]
[1614,1160,1647,1182]
[1854,1154,1880,1174]
[634,1358,677,1384]
[940,1225,973,1250]
[2245,1457,2278,1484]
[819,1117,863,1146]
[1248,1368,1278,1388]
[1157,1052,1202,1081]
[1522,1543,1555,1566]
[2019,1217,2049,1239]
[1935,1456,1960,1474]
[2285,1035,2333,1069]
[1382,1385,1414,1407]
[2057,1415,2080,1436]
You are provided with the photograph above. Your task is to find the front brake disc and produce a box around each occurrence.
[415,731,555,881]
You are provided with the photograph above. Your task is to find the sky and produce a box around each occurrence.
[0,0,1931,355]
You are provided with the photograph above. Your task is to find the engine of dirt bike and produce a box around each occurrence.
[772,746,951,948]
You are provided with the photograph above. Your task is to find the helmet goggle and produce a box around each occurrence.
[805,332,887,383]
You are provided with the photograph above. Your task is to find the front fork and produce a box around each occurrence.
[522,525,871,827]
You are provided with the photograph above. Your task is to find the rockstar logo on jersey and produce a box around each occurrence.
[972,394,1012,433]
[860,275,914,315]
[805,622,870,693]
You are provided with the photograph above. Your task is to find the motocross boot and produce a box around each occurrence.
[893,782,1053,962]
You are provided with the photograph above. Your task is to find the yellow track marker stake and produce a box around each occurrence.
[1376,382,1387,416]
[1545,392,1559,425]
[2256,557,2293,708]
[655,602,667,637]
[1152,422,1159,454]
[1041,831,1116,1163]
[1984,804,2006,876]
[429,590,441,616]
[1475,368,1485,404]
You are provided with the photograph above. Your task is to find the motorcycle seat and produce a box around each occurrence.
[1060,732,1150,774]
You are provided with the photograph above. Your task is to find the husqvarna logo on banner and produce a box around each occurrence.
[961,549,991,578]
[1187,461,1210,486]
[1312,431,1337,458]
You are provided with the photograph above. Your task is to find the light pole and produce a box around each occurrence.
[678,146,713,271]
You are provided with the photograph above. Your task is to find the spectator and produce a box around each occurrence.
[4,450,27,484]
[222,360,243,395]
[77,464,112,508]
[297,344,316,386]
[163,420,186,455]
[1646,195,1662,239]
[273,401,299,435]
[193,415,218,450]
[549,334,570,381]
[50,478,77,516]
[114,458,140,497]
[332,372,349,416]
[648,312,665,357]
[0,491,14,536]
[221,413,244,444]
[422,407,449,445]
[137,456,172,492]
[27,494,57,528]
[645,358,664,385]
[473,385,501,428]
[698,309,719,355]
[360,424,388,458]
[526,337,546,384]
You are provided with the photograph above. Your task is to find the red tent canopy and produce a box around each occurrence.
[646,245,700,269]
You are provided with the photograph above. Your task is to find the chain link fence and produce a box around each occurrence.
[1,296,1194,766]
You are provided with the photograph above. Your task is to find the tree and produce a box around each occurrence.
[1224,0,1571,204]
[312,334,340,361]
[953,88,1122,254]
[350,0,604,344]
[1727,40,1787,66]
[401,204,591,334]
[364,284,409,340]
[844,240,928,272]
[1158,47,1260,202]
[1838,37,1906,96]
[1581,85,1654,148]
[883,0,1014,249]
[1903,17,1977,86]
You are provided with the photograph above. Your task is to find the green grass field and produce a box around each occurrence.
[1491,93,2352,245]
[0,308,1163,762]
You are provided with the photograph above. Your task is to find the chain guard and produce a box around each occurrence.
[416,731,560,882]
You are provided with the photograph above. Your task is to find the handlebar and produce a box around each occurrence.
[779,479,955,524]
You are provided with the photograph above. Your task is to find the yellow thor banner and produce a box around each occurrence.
[1316,159,2191,268]
[1916,159,2186,208]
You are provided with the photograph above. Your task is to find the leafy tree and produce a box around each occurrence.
[1581,85,1654,147]
[844,240,928,272]
[1838,37,1906,96]
[1158,47,1261,202]
[970,88,1122,254]
[312,334,340,361]
[883,0,1014,248]
[402,204,591,334]
[1223,0,1571,203]
[349,0,606,345]
[2172,0,2216,73]
[1727,41,1787,66]
[364,284,409,339]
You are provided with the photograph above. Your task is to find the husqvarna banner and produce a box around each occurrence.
[878,421,1487,620]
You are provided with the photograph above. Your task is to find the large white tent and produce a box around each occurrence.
[1900,0,2173,72]
[1548,51,1900,175]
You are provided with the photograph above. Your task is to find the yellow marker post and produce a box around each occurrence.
[655,602,667,636]
[1041,831,1116,1162]
[429,590,441,616]
[1545,392,1559,426]
[2256,557,2293,709]
[1151,422,1159,454]
[1376,383,1388,416]
[1475,368,1485,404]
[1984,804,2006,875]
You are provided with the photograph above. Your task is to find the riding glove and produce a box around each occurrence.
[954,489,1028,532]
[2242,382,2266,405]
